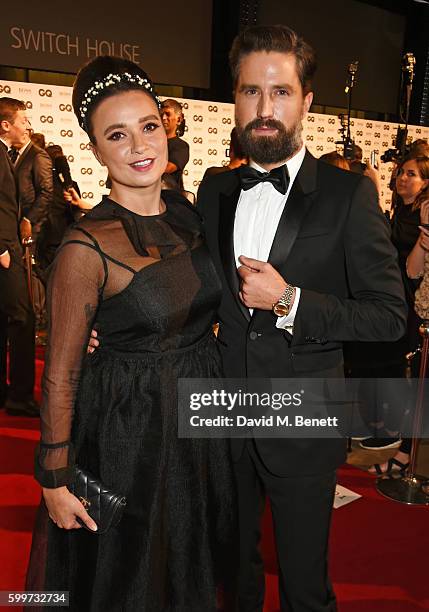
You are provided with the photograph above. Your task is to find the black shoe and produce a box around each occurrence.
[5,398,40,417]
[359,434,401,450]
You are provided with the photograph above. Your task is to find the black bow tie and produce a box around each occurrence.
[8,148,19,164]
[239,164,290,195]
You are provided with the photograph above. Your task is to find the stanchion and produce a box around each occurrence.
[376,320,429,505]
[22,236,34,309]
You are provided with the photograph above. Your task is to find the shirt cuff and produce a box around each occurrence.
[275,287,301,333]
[0,249,9,257]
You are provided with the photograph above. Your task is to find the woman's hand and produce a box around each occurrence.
[43,486,98,531]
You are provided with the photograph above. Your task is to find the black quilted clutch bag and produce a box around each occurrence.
[69,467,126,534]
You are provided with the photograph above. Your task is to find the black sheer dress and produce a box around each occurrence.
[26,191,236,611]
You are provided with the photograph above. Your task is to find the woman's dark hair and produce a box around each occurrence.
[45,144,64,160]
[72,55,159,143]
[229,24,317,95]
[161,98,186,137]
[319,151,350,171]
[392,155,429,212]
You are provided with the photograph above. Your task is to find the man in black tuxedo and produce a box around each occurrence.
[0,97,38,416]
[197,26,406,611]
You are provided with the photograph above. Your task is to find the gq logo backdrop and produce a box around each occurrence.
[2,78,429,210]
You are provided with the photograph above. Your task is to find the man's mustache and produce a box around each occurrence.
[243,118,285,133]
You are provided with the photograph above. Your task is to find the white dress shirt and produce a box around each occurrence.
[233,145,306,331]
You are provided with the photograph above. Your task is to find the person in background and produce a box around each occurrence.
[37,145,81,271]
[160,98,189,190]
[14,130,52,245]
[0,97,38,417]
[366,156,429,472]
[202,127,248,180]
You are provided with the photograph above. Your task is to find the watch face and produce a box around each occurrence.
[273,302,290,317]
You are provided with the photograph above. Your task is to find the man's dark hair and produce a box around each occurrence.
[229,25,317,94]
[0,97,26,124]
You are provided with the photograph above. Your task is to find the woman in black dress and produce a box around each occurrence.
[26,56,236,611]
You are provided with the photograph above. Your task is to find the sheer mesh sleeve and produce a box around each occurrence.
[35,228,106,488]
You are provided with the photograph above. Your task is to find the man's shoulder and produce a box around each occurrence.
[199,167,239,193]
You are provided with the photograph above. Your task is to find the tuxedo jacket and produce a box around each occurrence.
[15,143,52,239]
[197,151,407,476]
[0,142,20,255]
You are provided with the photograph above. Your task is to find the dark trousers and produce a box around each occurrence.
[234,440,337,612]
[0,250,35,402]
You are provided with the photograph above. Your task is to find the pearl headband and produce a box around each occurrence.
[78,72,161,130]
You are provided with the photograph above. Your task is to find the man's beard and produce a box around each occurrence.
[236,117,303,166]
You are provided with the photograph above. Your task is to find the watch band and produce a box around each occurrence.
[272,284,295,317]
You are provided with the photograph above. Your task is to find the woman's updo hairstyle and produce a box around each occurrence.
[72,55,160,142]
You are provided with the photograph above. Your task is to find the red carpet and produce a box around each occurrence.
[1,351,428,611]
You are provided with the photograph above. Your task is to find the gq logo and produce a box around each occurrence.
[327,137,334,143]
[39,89,52,97]
[81,168,93,175]
[0,85,11,94]
[307,116,315,122]
[25,101,33,109]
[81,192,94,199]
[316,145,324,151]
[193,137,203,144]
[208,105,218,112]
[208,149,217,155]
[193,180,201,187]
[317,126,325,133]
[67,155,74,163]
[328,118,335,125]
[193,159,203,165]
[99,180,106,187]
[183,169,189,176]
[60,129,73,137]
[40,115,53,124]
[222,117,232,124]
[222,138,230,145]
[306,135,314,141]
[208,127,218,134]
[193,115,203,122]
[183,102,189,110]
[366,122,373,128]
[80,143,91,150]
[59,104,73,112]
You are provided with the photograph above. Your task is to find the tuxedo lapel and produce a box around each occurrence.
[218,174,251,322]
[268,151,318,270]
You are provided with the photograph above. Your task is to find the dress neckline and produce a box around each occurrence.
[105,196,168,220]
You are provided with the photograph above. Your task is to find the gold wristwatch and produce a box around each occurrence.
[272,284,295,317]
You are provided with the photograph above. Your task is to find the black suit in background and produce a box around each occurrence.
[198,151,407,611]
[0,141,35,405]
[14,142,52,241]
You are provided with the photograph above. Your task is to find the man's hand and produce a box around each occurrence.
[237,255,292,310]
[87,329,99,354]
[20,218,32,241]
[0,251,11,269]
